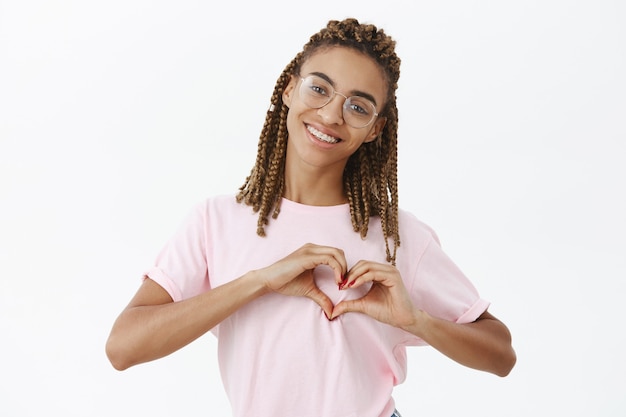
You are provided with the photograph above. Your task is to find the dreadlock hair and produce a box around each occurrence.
[236,17,401,264]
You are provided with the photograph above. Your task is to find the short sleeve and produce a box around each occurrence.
[410,236,490,325]
[144,202,211,302]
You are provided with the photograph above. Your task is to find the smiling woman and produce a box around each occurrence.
[280,47,389,209]
[105,17,516,417]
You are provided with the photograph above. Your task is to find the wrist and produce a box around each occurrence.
[244,269,271,297]
[400,308,430,337]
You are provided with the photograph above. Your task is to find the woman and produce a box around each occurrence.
[106,18,516,417]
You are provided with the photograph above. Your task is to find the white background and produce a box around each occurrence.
[1,1,625,416]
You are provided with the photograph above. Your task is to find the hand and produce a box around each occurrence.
[331,260,416,328]
[259,243,347,319]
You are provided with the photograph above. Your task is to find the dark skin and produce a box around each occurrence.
[106,46,516,377]
[107,244,515,376]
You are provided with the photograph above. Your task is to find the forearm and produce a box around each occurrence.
[403,310,516,377]
[106,271,267,370]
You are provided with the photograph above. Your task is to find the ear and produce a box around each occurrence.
[364,117,387,143]
[282,75,298,108]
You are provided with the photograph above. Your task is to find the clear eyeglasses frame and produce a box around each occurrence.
[297,74,380,128]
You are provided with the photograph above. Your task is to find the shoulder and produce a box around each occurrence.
[188,194,258,234]
[171,194,253,235]
[196,193,239,208]
[397,207,440,246]
[191,193,252,216]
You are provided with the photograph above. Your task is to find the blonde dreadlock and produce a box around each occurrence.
[237,18,401,264]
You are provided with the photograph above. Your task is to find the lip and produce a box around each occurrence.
[304,123,343,148]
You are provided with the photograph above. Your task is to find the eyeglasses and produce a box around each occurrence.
[297,74,379,128]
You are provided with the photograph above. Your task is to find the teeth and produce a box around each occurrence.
[307,125,339,144]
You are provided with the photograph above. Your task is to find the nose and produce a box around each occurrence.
[317,93,345,125]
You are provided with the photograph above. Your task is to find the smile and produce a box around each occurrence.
[306,125,340,144]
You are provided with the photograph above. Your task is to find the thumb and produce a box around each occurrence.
[330,298,364,320]
[305,287,334,320]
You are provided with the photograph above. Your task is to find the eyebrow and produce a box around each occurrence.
[309,71,379,107]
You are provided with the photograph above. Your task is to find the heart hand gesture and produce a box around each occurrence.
[259,243,347,319]
[331,260,416,328]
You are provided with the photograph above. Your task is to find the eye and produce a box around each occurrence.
[309,83,329,97]
[349,103,367,114]
[346,98,371,116]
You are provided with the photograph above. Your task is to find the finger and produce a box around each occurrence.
[311,247,347,285]
[330,298,364,320]
[343,261,396,290]
[342,263,377,290]
[305,286,335,320]
[325,247,348,285]
[327,255,347,286]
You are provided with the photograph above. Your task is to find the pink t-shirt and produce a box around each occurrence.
[145,195,489,417]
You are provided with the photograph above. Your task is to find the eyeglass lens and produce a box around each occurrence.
[299,75,377,128]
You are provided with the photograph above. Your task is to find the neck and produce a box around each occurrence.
[283,163,347,206]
